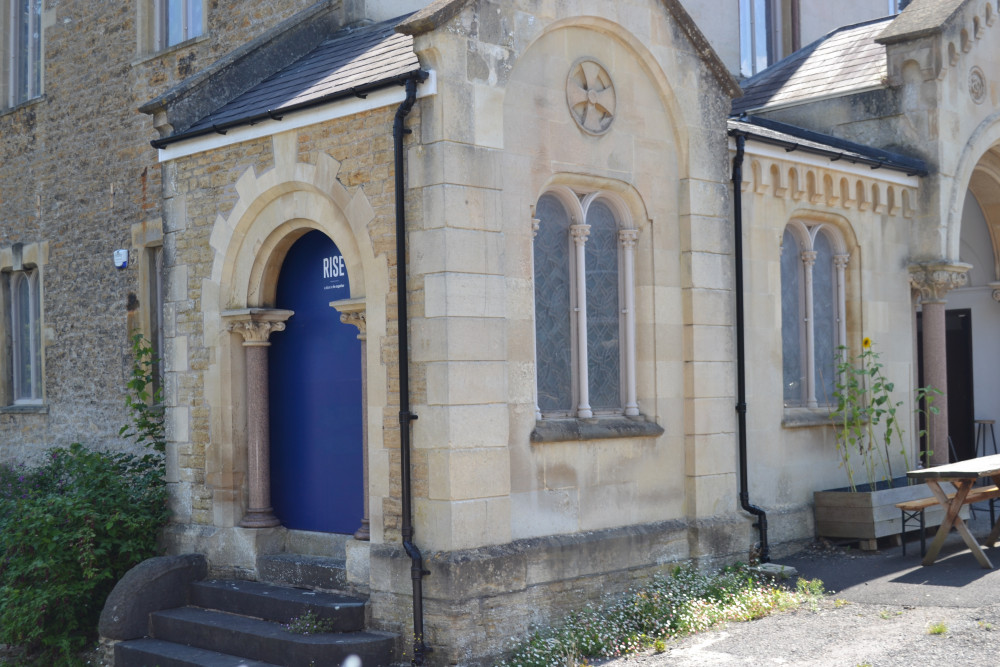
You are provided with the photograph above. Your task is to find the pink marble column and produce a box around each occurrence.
[224,309,293,528]
[332,299,369,540]
[909,263,970,466]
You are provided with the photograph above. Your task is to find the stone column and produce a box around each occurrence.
[619,228,639,416]
[531,218,542,421]
[909,263,970,465]
[571,223,592,418]
[800,250,818,408]
[331,298,369,541]
[223,308,293,528]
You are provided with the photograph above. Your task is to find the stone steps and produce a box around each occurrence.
[114,577,396,667]
[257,553,349,592]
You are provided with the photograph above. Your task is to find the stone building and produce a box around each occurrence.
[6,0,1000,664]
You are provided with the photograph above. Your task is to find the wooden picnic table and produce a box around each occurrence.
[907,453,1000,568]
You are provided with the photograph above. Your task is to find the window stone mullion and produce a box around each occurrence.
[619,228,639,416]
[571,223,592,419]
[801,250,818,408]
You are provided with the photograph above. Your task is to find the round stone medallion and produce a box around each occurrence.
[970,66,987,104]
[566,59,616,135]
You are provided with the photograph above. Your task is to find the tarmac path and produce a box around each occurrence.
[600,511,1000,666]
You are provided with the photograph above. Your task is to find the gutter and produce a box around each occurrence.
[730,132,770,563]
[150,70,425,149]
[393,70,430,666]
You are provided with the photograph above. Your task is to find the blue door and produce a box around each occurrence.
[269,230,362,533]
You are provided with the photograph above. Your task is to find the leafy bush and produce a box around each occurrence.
[120,333,165,453]
[0,335,169,665]
[0,444,168,664]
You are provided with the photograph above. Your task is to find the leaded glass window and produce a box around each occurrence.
[780,228,803,406]
[532,189,637,420]
[780,221,848,410]
[10,269,40,403]
[585,201,621,411]
[158,0,203,49]
[813,232,836,404]
[5,0,42,108]
[534,194,573,414]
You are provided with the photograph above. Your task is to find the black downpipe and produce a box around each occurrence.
[731,132,770,562]
[394,72,430,665]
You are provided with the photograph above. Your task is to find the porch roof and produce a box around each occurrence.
[151,15,422,148]
[728,116,928,177]
[732,16,892,115]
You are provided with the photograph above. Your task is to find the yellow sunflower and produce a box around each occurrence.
[862,337,872,349]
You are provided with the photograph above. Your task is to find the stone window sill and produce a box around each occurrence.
[0,403,49,415]
[782,407,835,428]
[531,415,664,443]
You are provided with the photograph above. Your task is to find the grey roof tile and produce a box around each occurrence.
[733,17,893,115]
[184,16,420,134]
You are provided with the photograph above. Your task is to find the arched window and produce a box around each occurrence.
[532,188,638,419]
[780,221,848,408]
[10,268,41,403]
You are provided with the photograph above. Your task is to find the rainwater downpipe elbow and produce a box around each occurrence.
[731,131,770,562]
[394,71,430,665]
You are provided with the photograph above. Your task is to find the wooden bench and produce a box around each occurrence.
[896,485,1000,556]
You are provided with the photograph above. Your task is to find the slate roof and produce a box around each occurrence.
[728,116,927,176]
[732,17,893,115]
[155,16,421,147]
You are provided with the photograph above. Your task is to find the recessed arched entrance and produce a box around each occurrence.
[268,229,363,533]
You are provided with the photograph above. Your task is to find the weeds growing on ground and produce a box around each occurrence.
[927,621,948,635]
[497,564,825,667]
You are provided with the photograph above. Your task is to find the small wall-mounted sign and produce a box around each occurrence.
[113,249,129,269]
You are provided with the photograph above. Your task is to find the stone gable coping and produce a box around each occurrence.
[876,0,967,45]
[396,0,741,100]
[878,0,1000,86]
[139,0,343,136]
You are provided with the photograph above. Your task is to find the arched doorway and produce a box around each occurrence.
[268,229,363,533]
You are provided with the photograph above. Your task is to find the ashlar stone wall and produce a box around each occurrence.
[737,140,922,543]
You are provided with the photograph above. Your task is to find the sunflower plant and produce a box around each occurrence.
[829,339,930,492]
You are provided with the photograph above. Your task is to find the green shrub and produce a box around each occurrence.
[0,444,168,665]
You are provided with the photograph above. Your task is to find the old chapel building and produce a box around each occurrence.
[4,0,1000,664]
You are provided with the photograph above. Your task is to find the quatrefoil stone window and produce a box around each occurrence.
[566,59,616,135]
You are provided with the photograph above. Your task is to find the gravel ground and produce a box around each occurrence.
[600,511,1000,667]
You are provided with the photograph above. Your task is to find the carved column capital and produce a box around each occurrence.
[908,262,971,303]
[222,309,294,346]
[531,218,541,239]
[570,223,591,246]
[833,254,850,269]
[618,228,639,249]
[331,298,367,340]
[800,250,817,268]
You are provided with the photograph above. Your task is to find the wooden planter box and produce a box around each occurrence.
[814,476,968,550]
